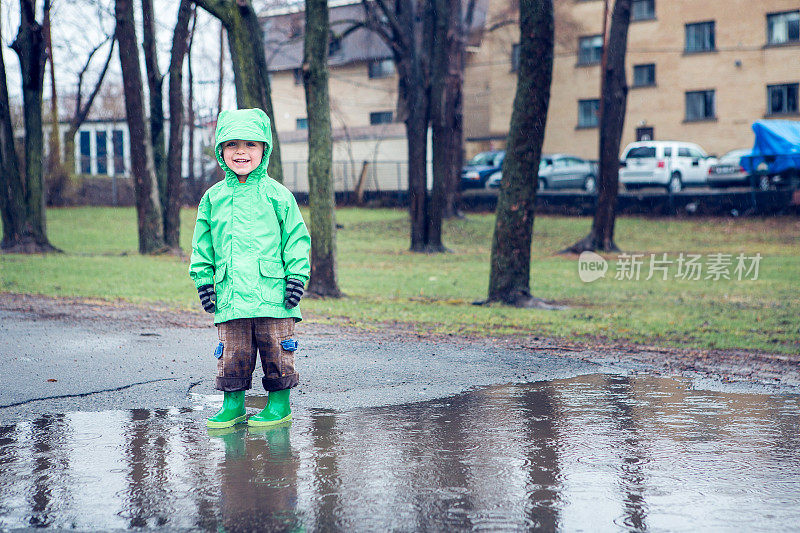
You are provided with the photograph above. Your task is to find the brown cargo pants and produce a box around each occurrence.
[215,317,299,392]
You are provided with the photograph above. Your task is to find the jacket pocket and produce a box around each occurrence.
[259,258,286,305]
[214,263,231,309]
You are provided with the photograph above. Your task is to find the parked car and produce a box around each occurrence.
[483,153,598,192]
[619,140,716,192]
[740,120,800,190]
[707,148,760,189]
[460,150,505,189]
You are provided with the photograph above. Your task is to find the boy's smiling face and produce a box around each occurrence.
[222,139,264,178]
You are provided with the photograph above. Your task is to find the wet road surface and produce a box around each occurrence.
[1,374,799,532]
[2,307,799,531]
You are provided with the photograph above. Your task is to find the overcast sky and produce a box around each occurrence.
[0,0,274,121]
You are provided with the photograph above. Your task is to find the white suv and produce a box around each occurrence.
[620,141,716,192]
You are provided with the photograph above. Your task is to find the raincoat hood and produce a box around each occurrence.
[215,108,273,183]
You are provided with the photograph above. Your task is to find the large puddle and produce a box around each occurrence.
[1,374,799,531]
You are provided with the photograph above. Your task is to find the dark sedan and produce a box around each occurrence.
[460,150,505,189]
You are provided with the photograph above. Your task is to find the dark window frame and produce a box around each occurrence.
[685,89,716,121]
[293,68,303,86]
[684,20,716,53]
[296,117,308,130]
[328,35,343,57]
[79,130,91,174]
[95,130,107,175]
[632,63,656,87]
[369,111,394,125]
[368,58,395,79]
[767,10,800,45]
[577,35,603,65]
[631,0,656,21]
[112,129,125,174]
[577,98,600,128]
[766,83,799,115]
[511,43,520,72]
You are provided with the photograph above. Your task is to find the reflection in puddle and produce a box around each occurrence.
[1,375,799,531]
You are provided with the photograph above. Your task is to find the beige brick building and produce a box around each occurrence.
[466,0,800,159]
[263,0,800,176]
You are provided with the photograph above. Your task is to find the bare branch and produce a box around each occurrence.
[193,0,231,24]
[360,0,403,56]
[71,29,116,130]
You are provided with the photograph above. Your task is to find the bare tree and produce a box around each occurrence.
[561,0,631,253]
[41,3,69,206]
[361,0,440,252]
[0,10,29,250]
[141,0,168,227]
[115,0,165,253]
[303,0,341,298]
[165,0,195,249]
[485,0,553,307]
[62,32,116,182]
[193,0,284,183]
[4,0,59,253]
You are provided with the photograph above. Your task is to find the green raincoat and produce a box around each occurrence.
[189,108,311,324]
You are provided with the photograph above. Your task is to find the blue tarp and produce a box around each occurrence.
[741,120,800,174]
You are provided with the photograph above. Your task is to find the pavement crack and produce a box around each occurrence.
[0,378,177,409]
[186,378,204,395]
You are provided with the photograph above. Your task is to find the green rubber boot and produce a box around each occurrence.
[248,388,292,427]
[207,391,247,428]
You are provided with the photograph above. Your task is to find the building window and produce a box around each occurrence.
[79,130,91,174]
[632,64,656,87]
[631,0,655,21]
[368,59,395,79]
[577,35,603,65]
[369,111,394,125]
[328,35,342,57]
[95,131,107,175]
[767,83,799,115]
[577,99,599,128]
[112,130,124,174]
[511,43,520,71]
[767,11,799,45]
[685,21,715,53]
[685,90,716,121]
[293,68,303,85]
[296,117,308,130]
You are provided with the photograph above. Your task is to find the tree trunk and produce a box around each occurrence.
[404,77,431,252]
[303,0,342,298]
[142,0,168,226]
[432,0,464,221]
[486,0,553,306]
[428,0,454,251]
[0,16,28,249]
[165,0,194,249]
[561,0,631,254]
[115,0,165,254]
[42,3,68,207]
[194,0,284,183]
[8,0,57,253]
[187,10,199,201]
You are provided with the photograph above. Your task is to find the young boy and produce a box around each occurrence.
[189,108,310,429]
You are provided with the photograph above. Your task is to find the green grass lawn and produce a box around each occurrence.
[2,206,798,354]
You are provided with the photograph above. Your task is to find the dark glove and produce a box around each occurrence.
[284,278,305,309]
[197,284,216,313]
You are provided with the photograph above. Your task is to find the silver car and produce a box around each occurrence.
[707,149,762,189]
[486,153,598,192]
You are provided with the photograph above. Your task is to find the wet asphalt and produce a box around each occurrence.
[0,308,607,425]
